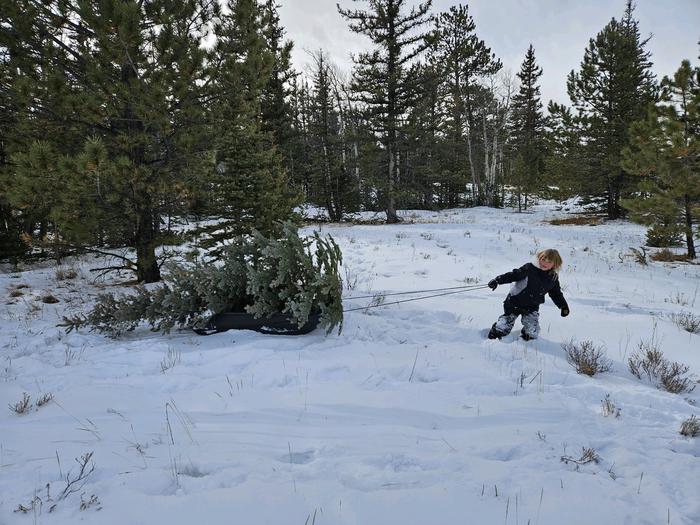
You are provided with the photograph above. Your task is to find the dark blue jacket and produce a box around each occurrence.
[495,263,568,314]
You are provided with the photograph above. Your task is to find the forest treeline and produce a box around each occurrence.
[1,0,698,280]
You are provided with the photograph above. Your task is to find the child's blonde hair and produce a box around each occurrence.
[537,249,563,273]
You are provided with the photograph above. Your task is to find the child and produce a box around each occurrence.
[487,248,569,341]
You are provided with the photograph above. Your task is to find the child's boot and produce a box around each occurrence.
[488,324,504,340]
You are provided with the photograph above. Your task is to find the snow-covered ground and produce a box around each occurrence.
[2,202,699,525]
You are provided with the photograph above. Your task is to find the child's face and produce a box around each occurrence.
[538,258,554,271]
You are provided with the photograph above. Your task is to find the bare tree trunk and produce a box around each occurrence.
[482,73,513,208]
[387,145,399,223]
[488,129,499,206]
[340,85,362,203]
[482,112,499,207]
[466,107,480,204]
[685,194,696,259]
[135,207,160,283]
[482,112,490,205]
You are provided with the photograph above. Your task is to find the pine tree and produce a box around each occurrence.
[4,0,216,281]
[307,51,356,221]
[1,0,83,254]
[205,0,298,248]
[430,4,502,206]
[338,0,433,223]
[510,44,545,211]
[66,223,344,337]
[260,0,296,171]
[622,59,700,258]
[544,102,591,201]
[0,2,25,261]
[402,61,443,208]
[288,76,314,198]
[567,0,656,219]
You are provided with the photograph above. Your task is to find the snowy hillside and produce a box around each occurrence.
[2,203,699,525]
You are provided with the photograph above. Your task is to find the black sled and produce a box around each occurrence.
[193,311,321,336]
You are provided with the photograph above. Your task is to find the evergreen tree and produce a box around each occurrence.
[431,4,502,206]
[622,59,700,258]
[338,0,433,223]
[206,0,298,248]
[288,75,314,198]
[403,61,443,208]
[510,44,545,211]
[332,77,381,212]
[307,51,355,221]
[1,0,81,254]
[544,102,591,201]
[4,0,216,281]
[567,0,656,219]
[0,3,25,261]
[260,0,296,175]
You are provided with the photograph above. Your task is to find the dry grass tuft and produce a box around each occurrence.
[36,392,54,407]
[55,268,79,281]
[669,311,700,334]
[562,339,613,376]
[680,415,700,437]
[629,338,696,394]
[651,249,691,262]
[41,294,60,304]
[549,216,602,226]
[561,447,600,466]
[9,392,32,414]
[628,247,648,266]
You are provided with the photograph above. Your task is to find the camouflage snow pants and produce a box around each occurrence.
[491,309,540,340]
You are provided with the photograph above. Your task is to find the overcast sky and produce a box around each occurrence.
[278,0,700,106]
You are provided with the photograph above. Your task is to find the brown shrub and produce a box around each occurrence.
[562,339,613,376]
[628,339,696,394]
[651,249,690,262]
[680,415,700,437]
[41,294,60,304]
[549,216,602,226]
[669,311,700,334]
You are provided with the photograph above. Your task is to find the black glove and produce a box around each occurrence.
[488,279,498,291]
[560,307,570,317]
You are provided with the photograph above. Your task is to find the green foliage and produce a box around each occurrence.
[544,102,588,201]
[509,44,546,210]
[430,4,502,207]
[305,51,359,220]
[622,59,700,257]
[3,0,216,281]
[338,0,433,222]
[63,224,343,337]
[260,0,296,163]
[0,203,29,264]
[645,223,684,248]
[565,1,657,219]
[246,223,343,333]
[202,0,298,244]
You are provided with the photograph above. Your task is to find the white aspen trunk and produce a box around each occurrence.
[342,86,361,196]
[334,86,348,174]
[466,123,479,203]
[482,112,492,205]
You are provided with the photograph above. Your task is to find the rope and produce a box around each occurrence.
[343,284,490,313]
[344,283,488,300]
